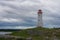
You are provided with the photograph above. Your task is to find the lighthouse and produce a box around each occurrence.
[37,9,43,27]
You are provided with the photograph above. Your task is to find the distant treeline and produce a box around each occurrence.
[0,29,21,31]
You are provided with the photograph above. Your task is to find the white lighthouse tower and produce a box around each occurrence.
[37,9,43,27]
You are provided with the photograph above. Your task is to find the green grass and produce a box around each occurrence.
[0,38,5,40]
[11,27,60,40]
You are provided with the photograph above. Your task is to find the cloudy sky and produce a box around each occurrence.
[0,0,60,28]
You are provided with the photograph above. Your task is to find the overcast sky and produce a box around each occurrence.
[0,0,60,28]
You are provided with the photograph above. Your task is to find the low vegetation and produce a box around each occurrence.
[11,27,60,40]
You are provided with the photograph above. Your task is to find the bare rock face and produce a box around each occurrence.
[26,37,32,40]
[27,30,44,35]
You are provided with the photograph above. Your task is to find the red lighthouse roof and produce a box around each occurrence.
[38,9,42,14]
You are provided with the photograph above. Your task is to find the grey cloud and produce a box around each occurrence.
[0,0,60,28]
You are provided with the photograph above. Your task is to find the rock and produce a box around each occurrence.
[26,37,32,40]
[27,30,44,35]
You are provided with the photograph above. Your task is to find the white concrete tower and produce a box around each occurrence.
[37,9,43,27]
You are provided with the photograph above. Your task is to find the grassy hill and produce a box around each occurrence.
[11,27,60,40]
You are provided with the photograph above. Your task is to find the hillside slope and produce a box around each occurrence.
[11,27,60,40]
